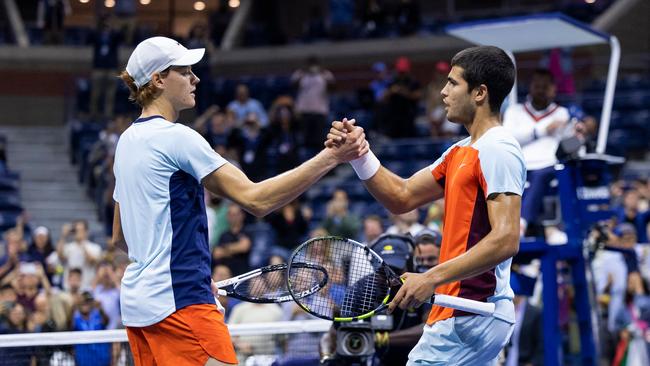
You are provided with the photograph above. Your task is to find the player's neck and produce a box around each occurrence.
[141,98,178,122]
[466,109,500,144]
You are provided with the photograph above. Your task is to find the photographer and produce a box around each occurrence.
[320,230,441,365]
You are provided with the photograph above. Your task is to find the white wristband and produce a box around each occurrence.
[350,149,381,180]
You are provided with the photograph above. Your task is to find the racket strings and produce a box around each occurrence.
[234,269,288,300]
[235,265,325,301]
[289,237,390,319]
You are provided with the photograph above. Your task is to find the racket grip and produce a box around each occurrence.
[217,289,227,296]
[432,294,496,317]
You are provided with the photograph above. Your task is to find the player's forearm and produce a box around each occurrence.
[243,149,338,217]
[363,168,415,214]
[426,230,519,288]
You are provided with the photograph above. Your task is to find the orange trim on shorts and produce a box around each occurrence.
[127,304,238,365]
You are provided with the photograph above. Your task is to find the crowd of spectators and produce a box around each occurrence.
[5,0,616,48]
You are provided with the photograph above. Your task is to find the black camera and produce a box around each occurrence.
[329,315,394,365]
[336,321,375,359]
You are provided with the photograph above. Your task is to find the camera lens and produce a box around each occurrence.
[343,332,367,355]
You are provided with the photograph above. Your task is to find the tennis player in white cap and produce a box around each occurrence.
[113,36,368,365]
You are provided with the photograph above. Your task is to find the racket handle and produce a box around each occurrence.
[432,294,496,317]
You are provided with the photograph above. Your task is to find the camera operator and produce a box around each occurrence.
[373,229,441,366]
[320,229,442,366]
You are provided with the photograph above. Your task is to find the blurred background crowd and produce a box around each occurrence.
[0,0,648,365]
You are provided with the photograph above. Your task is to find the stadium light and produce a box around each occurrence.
[140,0,151,5]
[104,0,115,8]
[228,0,240,8]
[79,0,89,4]
[194,1,206,11]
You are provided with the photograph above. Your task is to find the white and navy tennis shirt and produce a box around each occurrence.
[113,115,227,327]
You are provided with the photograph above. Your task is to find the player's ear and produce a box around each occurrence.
[474,84,488,104]
[151,72,166,89]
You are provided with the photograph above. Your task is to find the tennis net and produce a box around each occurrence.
[0,319,331,365]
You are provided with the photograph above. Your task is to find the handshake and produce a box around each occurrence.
[324,118,381,181]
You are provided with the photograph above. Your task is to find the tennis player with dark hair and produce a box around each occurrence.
[328,46,526,365]
[112,36,368,366]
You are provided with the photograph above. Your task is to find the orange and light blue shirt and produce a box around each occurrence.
[113,115,227,327]
[427,126,526,325]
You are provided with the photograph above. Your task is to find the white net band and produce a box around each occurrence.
[0,319,332,348]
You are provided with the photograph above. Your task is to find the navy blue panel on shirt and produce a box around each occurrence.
[169,170,215,310]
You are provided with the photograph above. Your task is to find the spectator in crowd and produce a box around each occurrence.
[413,228,441,272]
[193,105,236,159]
[616,189,649,244]
[503,69,577,240]
[0,284,16,323]
[423,199,444,231]
[36,0,71,45]
[227,84,269,128]
[56,220,102,291]
[185,22,217,113]
[227,112,269,182]
[0,302,28,333]
[13,262,51,314]
[0,229,26,283]
[0,302,33,365]
[29,292,59,365]
[612,272,650,363]
[386,209,424,236]
[92,261,121,330]
[89,14,123,120]
[266,100,301,174]
[212,204,252,276]
[47,268,83,332]
[25,227,54,283]
[292,56,335,152]
[29,292,56,332]
[369,62,392,102]
[377,56,421,138]
[268,200,310,257]
[322,189,361,239]
[362,214,384,244]
[71,291,110,366]
[592,222,632,333]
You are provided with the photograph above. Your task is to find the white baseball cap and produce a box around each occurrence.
[126,36,205,88]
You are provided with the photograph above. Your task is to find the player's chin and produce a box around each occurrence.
[446,112,459,123]
[184,97,196,108]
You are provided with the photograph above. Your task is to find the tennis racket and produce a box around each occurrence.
[215,263,328,303]
[286,236,496,321]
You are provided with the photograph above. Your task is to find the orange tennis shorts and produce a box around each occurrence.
[126,304,238,365]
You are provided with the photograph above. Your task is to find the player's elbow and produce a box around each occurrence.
[245,203,268,218]
[383,195,416,215]
[501,231,520,259]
